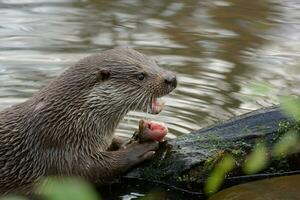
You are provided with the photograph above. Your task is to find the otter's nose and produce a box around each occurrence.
[164,73,177,88]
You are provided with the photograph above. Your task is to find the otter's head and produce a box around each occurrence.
[67,48,177,124]
[30,48,176,148]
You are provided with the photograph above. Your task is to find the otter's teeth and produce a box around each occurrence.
[150,98,165,114]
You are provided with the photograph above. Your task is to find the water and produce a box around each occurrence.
[0,0,300,138]
[0,0,299,198]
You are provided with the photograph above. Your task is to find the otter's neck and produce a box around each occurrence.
[22,82,130,152]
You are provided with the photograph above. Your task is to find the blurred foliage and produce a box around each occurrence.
[249,82,273,96]
[0,177,101,200]
[205,81,300,196]
[37,177,100,200]
[273,130,299,157]
[0,196,26,200]
[243,142,268,174]
[204,154,236,196]
[140,190,166,200]
[280,96,300,120]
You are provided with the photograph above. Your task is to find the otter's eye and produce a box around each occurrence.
[137,73,145,81]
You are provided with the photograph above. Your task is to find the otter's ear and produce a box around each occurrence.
[97,69,111,82]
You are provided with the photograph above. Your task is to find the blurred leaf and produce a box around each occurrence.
[204,154,235,196]
[280,96,300,120]
[37,177,100,200]
[249,82,273,96]
[273,131,299,157]
[140,190,166,200]
[0,196,27,200]
[243,142,268,174]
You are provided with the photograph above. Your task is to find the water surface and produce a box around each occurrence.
[0,0,300,138]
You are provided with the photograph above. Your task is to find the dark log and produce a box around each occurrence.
[121,106,300,197]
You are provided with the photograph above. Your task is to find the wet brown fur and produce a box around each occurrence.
[0,48,176,194]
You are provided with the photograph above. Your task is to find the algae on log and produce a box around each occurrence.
[123,106,300,193]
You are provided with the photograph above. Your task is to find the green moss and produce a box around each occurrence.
[277,120,300,134]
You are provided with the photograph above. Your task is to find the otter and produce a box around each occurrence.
[0,48,177,194]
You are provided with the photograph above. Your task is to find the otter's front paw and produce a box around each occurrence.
[108,136,126,151]
[124,141,159,166]
[119,119,168,150]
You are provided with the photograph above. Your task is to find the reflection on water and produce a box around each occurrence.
[0,0,300,138]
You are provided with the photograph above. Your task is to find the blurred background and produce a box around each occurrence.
[0,0,299,139]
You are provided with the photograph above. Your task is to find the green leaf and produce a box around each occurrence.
[243,142,268,174]
[0,196,27,200]
[280,96,300,120]
[249,82,273,96]
[204,154,235,196]
[141,190,166,200]
[37,177,100,200]
[273,131,299,157]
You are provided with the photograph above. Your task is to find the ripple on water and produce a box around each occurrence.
[0,0,300,141]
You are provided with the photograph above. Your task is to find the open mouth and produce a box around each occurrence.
[149,97,165,114]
